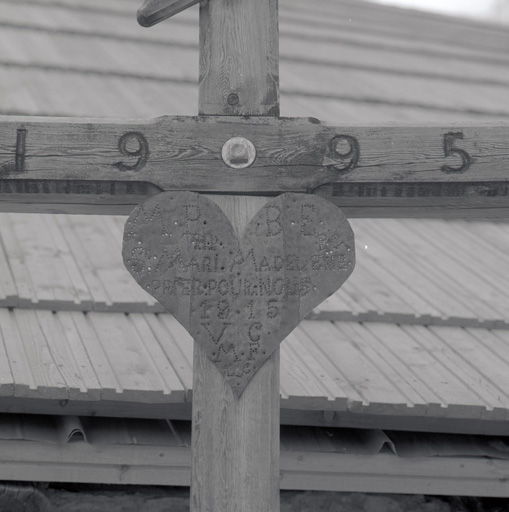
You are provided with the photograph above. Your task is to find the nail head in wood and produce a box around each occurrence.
[227,93,240,106]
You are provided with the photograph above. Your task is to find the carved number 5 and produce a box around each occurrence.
[441,132,471,173]
[116,132,149,172]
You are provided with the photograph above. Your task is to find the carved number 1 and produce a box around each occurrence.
[15,128,27,172]
[441,132,472,173]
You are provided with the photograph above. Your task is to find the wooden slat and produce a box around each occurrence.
[364,322,488,418]
[281,61,509,116]
[299,321,411,412]
[56,215,155,311]
[7,214,57,304]
[331,278,384,317]
[280,35,509,88]
[68,311,121,399]
[1,436,509,497]
[379,219,508,322]
[360,219,501,324]
[86,312,172,402]
[402,219,509,320]
[14,309,68,399]
[337,322,430,414]
[128,313,186,401]
[55,312,103,399]
[288,325,362,410]
[390,219,509,320]
[284,0,509,58]
[5,0,509,91]
[54,215,110,309]
[0,224,17,306]
[342,269,416,318]
[451,221,509,267]
[282,328,349,409]
[35,310,99,400]
[0,310,15,396]
[279,332,333,407]
[8,213,90,308]
[41,215,93,308]
[0,309,33,397]
[0,214,33,305]
[462,221,509,257]
[279,450,509,497]
[459,328,509,402]
[347,256,436,319]
[429,327,509,414]
[352,230,443,318]
[152,314,194,396]
[406,325,508,419]
[282,94,505,126]
[0,67,197,118]
[350,326,446,415]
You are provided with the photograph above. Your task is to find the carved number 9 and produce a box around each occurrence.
[330,134,360,172]
[116,132,149,172]
[441,132,471,173]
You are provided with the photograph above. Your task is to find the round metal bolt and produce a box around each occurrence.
[222,137,257,169]
[227,92,240,105]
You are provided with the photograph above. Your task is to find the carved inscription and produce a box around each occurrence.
[115,131,149,172]
[15,129,27,172]
[122,192,355,396]
[442,132,472,174]
[0,128,28,176]
[329,134,360,172]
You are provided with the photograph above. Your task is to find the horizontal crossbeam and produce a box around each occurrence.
[0,115,507,217]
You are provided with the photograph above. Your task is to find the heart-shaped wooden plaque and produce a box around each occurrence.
[122,192,355,396]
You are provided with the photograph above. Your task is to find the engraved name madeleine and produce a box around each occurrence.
[122,191,355,395]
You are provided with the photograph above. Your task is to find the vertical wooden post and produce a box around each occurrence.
[198,0,279,117]
[191,1,280,511]
[191,198,280,512]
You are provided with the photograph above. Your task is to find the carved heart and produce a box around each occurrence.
[122,192,355,396]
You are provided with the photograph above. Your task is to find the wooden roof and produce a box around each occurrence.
[0,213,508,327]
[4,308,509,435]
[1,0,508,121]
[0,0,509,437]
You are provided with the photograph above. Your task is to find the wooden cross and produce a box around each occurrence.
[0,3,507,218]
[0,1,508,512]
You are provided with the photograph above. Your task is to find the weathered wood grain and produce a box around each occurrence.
[0,115,508,216]
[189,195,280,512]
[192,0,281,509]
[199,0,279,115]
[137,0,200,27]
[122,191,355,395]
[4,437,509,497]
